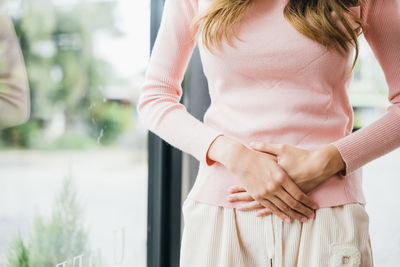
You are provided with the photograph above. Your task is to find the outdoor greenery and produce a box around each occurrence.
[0,0,133,149]
[6,235,29,267]
[6,174,105,267]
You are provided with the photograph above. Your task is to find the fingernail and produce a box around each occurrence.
[310,213,315,219]
[249,141,262,148]
[285,217,291,223]
[301,217,307,222]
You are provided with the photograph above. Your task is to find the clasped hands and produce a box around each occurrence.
[226,141,345,223]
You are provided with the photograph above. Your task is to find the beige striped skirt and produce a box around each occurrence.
[179,197,374,267]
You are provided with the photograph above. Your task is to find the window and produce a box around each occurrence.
[0,0,150,266]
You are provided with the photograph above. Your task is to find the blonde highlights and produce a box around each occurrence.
[189,0,367,72]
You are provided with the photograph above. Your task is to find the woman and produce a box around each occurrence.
[136,0,399,266]
[0,9,30,129]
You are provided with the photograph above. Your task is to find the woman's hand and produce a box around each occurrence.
[228,141,346,218]
[248,141,345,193]
[228,184,273,217]
[225,144,319,223]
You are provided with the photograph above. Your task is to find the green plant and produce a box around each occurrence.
[0,120,42,148]
[28,175,89,267]
[86,101,132,144]
[6,234,30,267]
[6,173,105,267]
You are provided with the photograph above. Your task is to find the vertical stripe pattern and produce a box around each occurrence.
[180,198,374,267]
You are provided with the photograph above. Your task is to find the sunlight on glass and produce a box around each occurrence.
[0,0,150,266]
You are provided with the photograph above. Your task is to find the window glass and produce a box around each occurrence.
[0,0,149,266]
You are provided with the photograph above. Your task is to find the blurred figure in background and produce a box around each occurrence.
[0,3,29,130]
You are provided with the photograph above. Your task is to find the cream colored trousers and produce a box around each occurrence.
[180,197,374,267]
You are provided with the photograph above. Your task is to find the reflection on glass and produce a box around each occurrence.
[0,0,149,266]
[0,10,30,129]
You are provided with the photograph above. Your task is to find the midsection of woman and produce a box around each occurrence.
[137,0,400,211]
[187,0,364,209]
[137,0,400,265]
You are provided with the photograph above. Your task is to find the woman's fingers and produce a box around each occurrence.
[271,194,309,222]
[281,178,319,210]
[256,208,272,217]
[275,187,315,220]
[236,200,263,211]
[230,188,313,221]
[267,195,306,223]
[228,191,254,202]
[258,198,291,223]
[228,185,247,193]
[228,178,317,222]
[237,201,273,217]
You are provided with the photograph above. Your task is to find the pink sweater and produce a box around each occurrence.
[136,0,400,209]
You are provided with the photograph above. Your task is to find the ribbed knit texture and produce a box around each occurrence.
[330,0,400,176]
[136,0,400,208]
[136,0,223,165]
[180,198,374,267]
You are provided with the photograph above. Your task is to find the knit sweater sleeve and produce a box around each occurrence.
[0,12,30,129]
[330,0,400,176]
[136,0,224,166]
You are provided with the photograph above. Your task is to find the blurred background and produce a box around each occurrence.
[0,0,399,266]
[1,0,148,266]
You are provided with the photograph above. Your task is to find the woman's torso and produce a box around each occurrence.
[187,0,366,208]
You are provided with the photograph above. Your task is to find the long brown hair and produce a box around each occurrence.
[189,0,367,71]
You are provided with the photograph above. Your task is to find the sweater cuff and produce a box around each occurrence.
[205,134,224,166]
[330,107,400,176]
[329,141,355,176]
